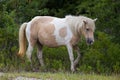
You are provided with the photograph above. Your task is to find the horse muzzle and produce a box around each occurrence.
[86,38,94,45]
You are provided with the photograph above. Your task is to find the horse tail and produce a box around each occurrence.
[18,22,27,57]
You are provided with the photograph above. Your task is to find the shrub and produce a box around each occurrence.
[78,31,120,73]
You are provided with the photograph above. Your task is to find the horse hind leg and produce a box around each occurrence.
[26,36,37,62]
[26,38,36,71]
[26,35,35,62]
[26,44,33,62]
[37,43,44,67]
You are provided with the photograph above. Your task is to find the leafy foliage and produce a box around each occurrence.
[0,0,120,74]
[78,32,120,73]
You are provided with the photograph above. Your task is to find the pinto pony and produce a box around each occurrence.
[18,15,97,72]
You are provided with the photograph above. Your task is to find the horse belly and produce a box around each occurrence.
[38,34,58,47]
[38,24,59,47]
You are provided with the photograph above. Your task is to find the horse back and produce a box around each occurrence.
[27,16,79,47]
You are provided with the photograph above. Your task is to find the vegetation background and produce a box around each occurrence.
[0,0,120,74]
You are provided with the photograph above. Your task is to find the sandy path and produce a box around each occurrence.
[0,72,44,80]
[0,72,4,76]
[14,76,42,80]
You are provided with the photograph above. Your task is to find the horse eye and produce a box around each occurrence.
[86,28,89,31]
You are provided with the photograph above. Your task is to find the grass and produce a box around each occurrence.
[0,72,120,80]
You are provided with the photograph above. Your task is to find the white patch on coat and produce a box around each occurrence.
[25,21,33,61]
[26,22,31,43]
[51,18,73,45]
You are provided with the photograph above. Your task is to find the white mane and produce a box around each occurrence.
[65,15,95,36]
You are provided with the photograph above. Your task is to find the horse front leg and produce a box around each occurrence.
[73,46,81,69]
[66,44,75,72]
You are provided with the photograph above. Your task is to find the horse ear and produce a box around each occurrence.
[93,18,97,22]
[83,20,87,24]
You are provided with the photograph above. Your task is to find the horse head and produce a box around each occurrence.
[81,18,97,45]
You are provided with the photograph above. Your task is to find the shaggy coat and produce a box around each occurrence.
[18,15,97,72]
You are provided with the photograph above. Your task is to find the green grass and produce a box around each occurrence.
[0,72,119,80]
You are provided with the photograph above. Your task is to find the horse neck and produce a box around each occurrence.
[65,17,81,39]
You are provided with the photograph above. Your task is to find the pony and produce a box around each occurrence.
[18,15,97,72]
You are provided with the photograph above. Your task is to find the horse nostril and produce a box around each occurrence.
[90,40,93,44]
[87,39,94,45]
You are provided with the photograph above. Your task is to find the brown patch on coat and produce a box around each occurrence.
[70,35,79,46]
[59,27,67,38]
[30,16,55,47]
[38,23,58,47]
[32,16,54,24]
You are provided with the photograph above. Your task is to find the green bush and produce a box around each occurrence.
[0,8,19,71]
[43,47,69,71]
[78,31,120,73]
[0,0,120,74]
